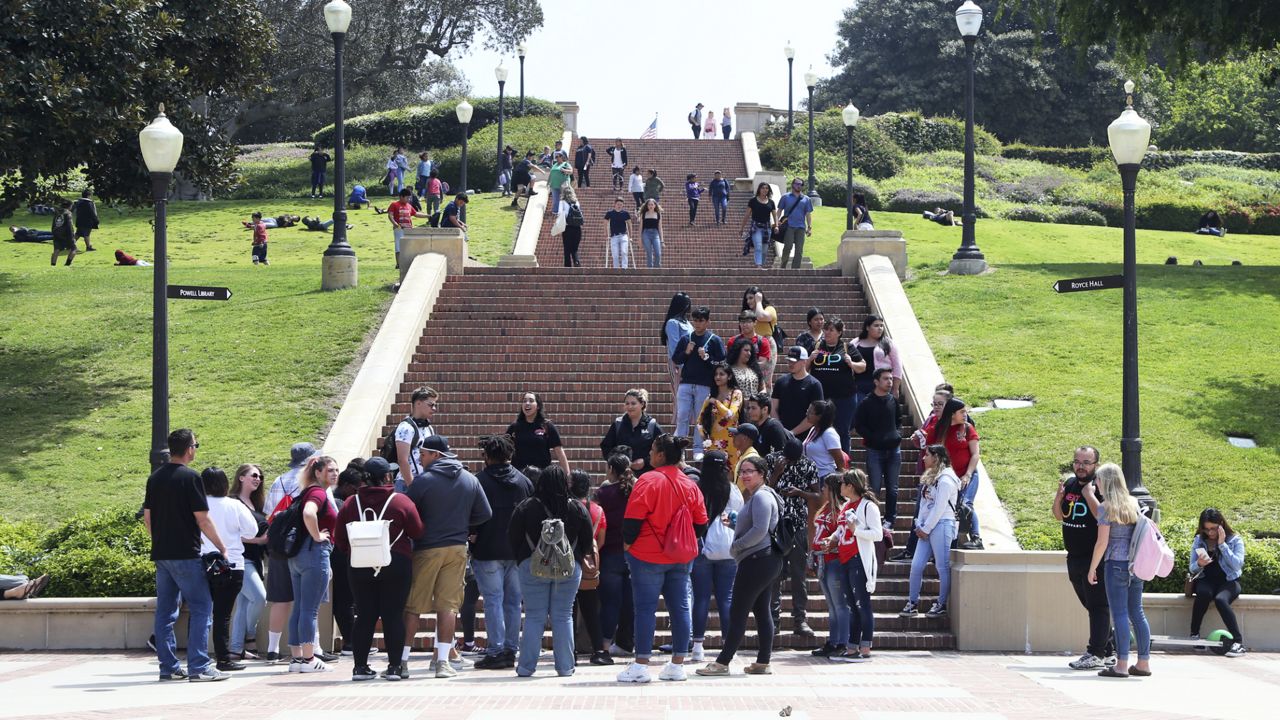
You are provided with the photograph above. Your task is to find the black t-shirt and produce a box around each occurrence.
[1060,476,1101,559]
[309,151,331,172]
[442,201,461,227]
[852,343,876,392]
[506,417,564,471]
[747,197,776,225]
[143,463,209,561]
[514,159,533,181]
[810,341,856,399]
[604,209,632,236]
[773,373,824,430]
[755,417,793,457]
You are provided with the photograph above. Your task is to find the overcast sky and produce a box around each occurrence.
[451,0,846,138]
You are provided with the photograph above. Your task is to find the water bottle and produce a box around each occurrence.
[727,511,738,528]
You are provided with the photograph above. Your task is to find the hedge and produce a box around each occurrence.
[0,508,155,598]
[1003,144,1110,170]
[759,114,906,181]
[429,115,565,193]
[1004,144,1280,173]
[312,97,562,151]
[885,188,989,217]
[868,111,1001,156]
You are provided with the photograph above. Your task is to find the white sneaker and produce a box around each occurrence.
[658,662,687,682]
[608,643,633,657]
[287,657,304,673]
[690,645,705,662]
[448,655,470,671]
[616,662,652,683]
[298,657,330,673]
[1068,653,1105,670]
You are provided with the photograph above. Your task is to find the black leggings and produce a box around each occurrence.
[330,550,355,648]
[688,198,699,223]
[1191,576,1243,644]
[562,226,582,267]
[574,587,604,652]
[460,571,480,642]
[349,553,412,668]
[716,550,782,666]
[210,570,244,662]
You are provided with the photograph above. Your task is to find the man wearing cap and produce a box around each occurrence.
[729,424,762,488]
[746,392,792,458]
[262,441,318,664]
[777,178,813,269]
[402,435,492,678]
[772,346,824,436]
[766,436,820,637]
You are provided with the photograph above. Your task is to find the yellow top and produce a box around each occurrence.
[753,306,777,339]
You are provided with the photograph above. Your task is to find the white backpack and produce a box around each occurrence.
[346,493,403,576]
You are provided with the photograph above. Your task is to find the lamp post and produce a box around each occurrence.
[804,68,819,202]
[784,42,796,134]
[456,99,473,223]
[321,0,357,291]
[949,0,987,275]
[1107,80,1156,520]
[495,63,508,193]
[842,101,860,231]
[517,43,527,114]
[138,105,183,471]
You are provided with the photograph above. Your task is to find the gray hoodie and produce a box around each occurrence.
[407,457,493,550]
[730,485,780,561]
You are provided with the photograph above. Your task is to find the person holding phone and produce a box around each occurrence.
[1189,508,1247,657]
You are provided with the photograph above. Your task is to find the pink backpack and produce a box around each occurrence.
[1130,514,1175,581]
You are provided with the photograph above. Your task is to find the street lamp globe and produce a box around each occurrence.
[783,42,795,60]
[323,0,352,34]
[1108,81,1151,166]
[955,0,983,37]
[495,63,509,83]
[139,105,184,174]
[842,102,860,127]
[803,69,818,89]
[517,43,527,59]
[456,99,474,124]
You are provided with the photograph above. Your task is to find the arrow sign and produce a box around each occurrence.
[1052,274,1123,294]
[167,284,233,301]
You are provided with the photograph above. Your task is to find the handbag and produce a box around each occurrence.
[550,211,566,236]
[579,509,602,590]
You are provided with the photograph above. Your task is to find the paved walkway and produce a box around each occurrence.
[2,649,1274,720]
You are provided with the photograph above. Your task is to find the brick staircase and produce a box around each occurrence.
[371,137,954,653]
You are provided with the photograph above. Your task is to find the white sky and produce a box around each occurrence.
[451,0,845,139]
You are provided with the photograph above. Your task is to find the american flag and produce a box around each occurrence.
[640,115,657,139]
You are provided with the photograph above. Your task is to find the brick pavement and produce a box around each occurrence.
[2,650,1272,720]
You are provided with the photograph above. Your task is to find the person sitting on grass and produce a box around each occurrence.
[347,184,370,209]
[1,573,51,600]
[9,225,53,242]
[923,208,961,226]
[1196,210,1225,237]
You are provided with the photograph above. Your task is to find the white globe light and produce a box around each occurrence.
[804,69,818,88]
[955,0,983,37]
[517,43,527,58]
[1108,103,1151,166]
[455,99,474,124]
[784,42,795,60]
[495,64,508,83]
[139,105,184,174]
[323,0,352,34]
[842,102,860,127]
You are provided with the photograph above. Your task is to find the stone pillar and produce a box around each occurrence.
[400,227,467,279]
[321,255,359,290]
[557,101,580,136]
[838,230,907,279]
[734,103,785,135]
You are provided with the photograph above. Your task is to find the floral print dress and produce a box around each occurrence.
[699,389,743,465]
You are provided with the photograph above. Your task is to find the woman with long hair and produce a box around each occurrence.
[640,198,664,268]
[1188,508,1247,657]
[740,182,778,270]
[853,314,902,401]
[228,464,268,660]
[742,286,779,392]
[900,445,959,618]
[662,293,694,401]
[569,469,611,665]
[1087,463,1152,678]
[810,474,849,658]
[809,317,866,452]
[507,391,569,472]
[557,185,584,267]
[199,467,259,672]
[699,363,743,467]
[287,455,339,673]
[688,451,742,662]
[510,465,592,677]
[930,397,983,549]
[696,455,781,677]
[803,400,847,479]
[596,452,638,659]
[726,337,764,400]
[828,469,881,661]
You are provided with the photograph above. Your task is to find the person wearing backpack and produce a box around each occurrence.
[508,465,592,677]
[900,445,959,619]
[333,457,424,681]
[1087,463,1152,678]
[391,387,437,492]
[285,455,340,674]
[688,103,703,139]
[695,455,781,676]
[471,435,534,671]
[556,186,585,267]
[262,442,318,665]
[618,434,710,684]
[1188,508,1247,658]
[689,451,742,664]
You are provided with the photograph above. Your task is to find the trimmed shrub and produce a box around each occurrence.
[0,507,156,598]
[313,97,562,150]
[886,189,963,214]
[0,520,43,575]
[1003,205,1052,223]
[429,116,565,193]
[869,111,1001,156]
[32,546,155,598]
[813,175,881,210]
[1052,206,1107,226]
[1143,150,1280,172]
[1250,205,1280,235]
[1003,144,1110,170]
[759,115,906,180]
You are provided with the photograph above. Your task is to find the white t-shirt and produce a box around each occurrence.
[611,148,625,168]
[804,427,843,477]
[629,174,645,193]
[394,418,434,479]
[200,496,259,569]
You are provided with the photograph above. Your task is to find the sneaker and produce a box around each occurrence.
[658,643,673,654]
[616,662,652,683]
[298,657,330,673]
[236,649,260,661]
[744,663,772,675]
[352,665,377,681]
[288,657,304,673]
[318,650,340,663]
[215,660,247,672]
[810,642,838,657]
[690,645,705,662]
[158,668,188,681]
[1104,655,1118,667]
[474,653,508,670]
[457,640,485,656]
[448,654,470,671]
[794,620,816,637]
[188,668,231,682]
[888,550,912,563]
[830,651,871,663]
[926,602,948,618]
[1225,643,1247,658]
[1068,653,1106,671]
[608,643,633,657]
[341,646,354,656]
[694,662,729,676]
[382,664,407,681]
[434,660,458,678]
[960,537,985,550]
[266,651,285,664]
[658,661,687,681]
[590,651,615,666]
[899,602,919,617]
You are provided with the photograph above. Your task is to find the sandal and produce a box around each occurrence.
[27,575,50,599]
[1098,668,1130,678]
[1129,667,1152,677]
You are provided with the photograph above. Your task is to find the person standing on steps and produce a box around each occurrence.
[50,200,76,267]
[604,197,634,269]
[766,436,819,639]
[796,308,825,355]
[747,392,790,458]
[507,392,570,473]
[810,317,865,453]
[709,171,731,226]
[309,146,331,198]
[596,452,640,659]
[777,179,813,269]
[828,470,880,662]
[931,398,984,550]
[721,107,733,139]
[629,166,645,211]
[600,388,663,475]
[742,182,779,270]
[742,287,779,393]
[72,190,98,251]
[688,451,741,664]
[853,314,904,402]
[606,139,628,186]
[471,435,534,671]
[853,368,902,529]
[570,469,612,665]
[1053,445,1117,670]
[574,136,597,188]
[772,346,824,437]
[662,293,694,403]
[549,151,574,212]
[557,186,584,267]
[689,103,704,139]
[639,198,664,268]
[685,174,703,225]
[394,387,438,493]
[643,168,665,204]
[704,111,716,140]
[672,306,727,458]
[900,444,959,619]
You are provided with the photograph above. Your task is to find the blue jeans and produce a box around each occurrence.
[690,555,736,644]
[909,519,957,607]
[155,558,214,676]
[229,559,266,653]
[473,558,522,654]
[642,228,662,267]
[713,197,729,223]
[599,550,632,645]
[311,170,326,195]
[749,224,769,267]
[288,538,332,648]
[833,395,856,452]
[866,447,902,525]
[517,558,581,676]
[820,559,850,646]
[675,383,712,450]
[841,558,874,649]
[1104,560,1151,662]
[626,554,692,661]
[960,470,982,538]
[551,188,562,212]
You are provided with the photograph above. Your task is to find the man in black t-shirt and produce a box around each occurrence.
[603,197,633,269]
[1053,445,1115,670]
[441,193,468,233]
[143,428,229,682]
[309,146,331,198]
[771,346,825,436]
[746,392,791,457]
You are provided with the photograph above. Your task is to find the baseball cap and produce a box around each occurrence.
[364,457,398,478]
[701,450,728,472]
[288,442,317,468]
[787,346,809,362]
[420,435,457,459]
[730,423,760,442]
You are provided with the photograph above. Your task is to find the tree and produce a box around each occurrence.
[0,0,270,215]
[819,0,1125,147]
[1140,53,1280,152]
[229,0,543,143]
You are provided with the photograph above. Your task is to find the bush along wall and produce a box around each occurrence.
[868,111,1001,156]
[313,97,562,150]
[0,508,155,597]
[430,115,565,193]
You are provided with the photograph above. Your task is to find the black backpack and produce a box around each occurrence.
[266,496,307,558]
[566,203,585,227]
[380,417,418,463]
[768,488,802,553]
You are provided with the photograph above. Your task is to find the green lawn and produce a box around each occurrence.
[807,209,1280,546]
[0,193,516,522]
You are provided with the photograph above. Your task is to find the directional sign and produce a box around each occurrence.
[167,285,233,301]
[1052,274,1123,294]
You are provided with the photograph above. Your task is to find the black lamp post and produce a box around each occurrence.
[804,68,819,202]
[842,101,860,231]
[322,0,356,290]
[1107,80,1156,519]
[517,43,527,114]
[495,63,508,193]
[138,105,183,471]
[784,42,795,134]
[949,0,987,275]
[456,99,473,223]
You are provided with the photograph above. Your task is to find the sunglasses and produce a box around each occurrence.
[245,472,261,479]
